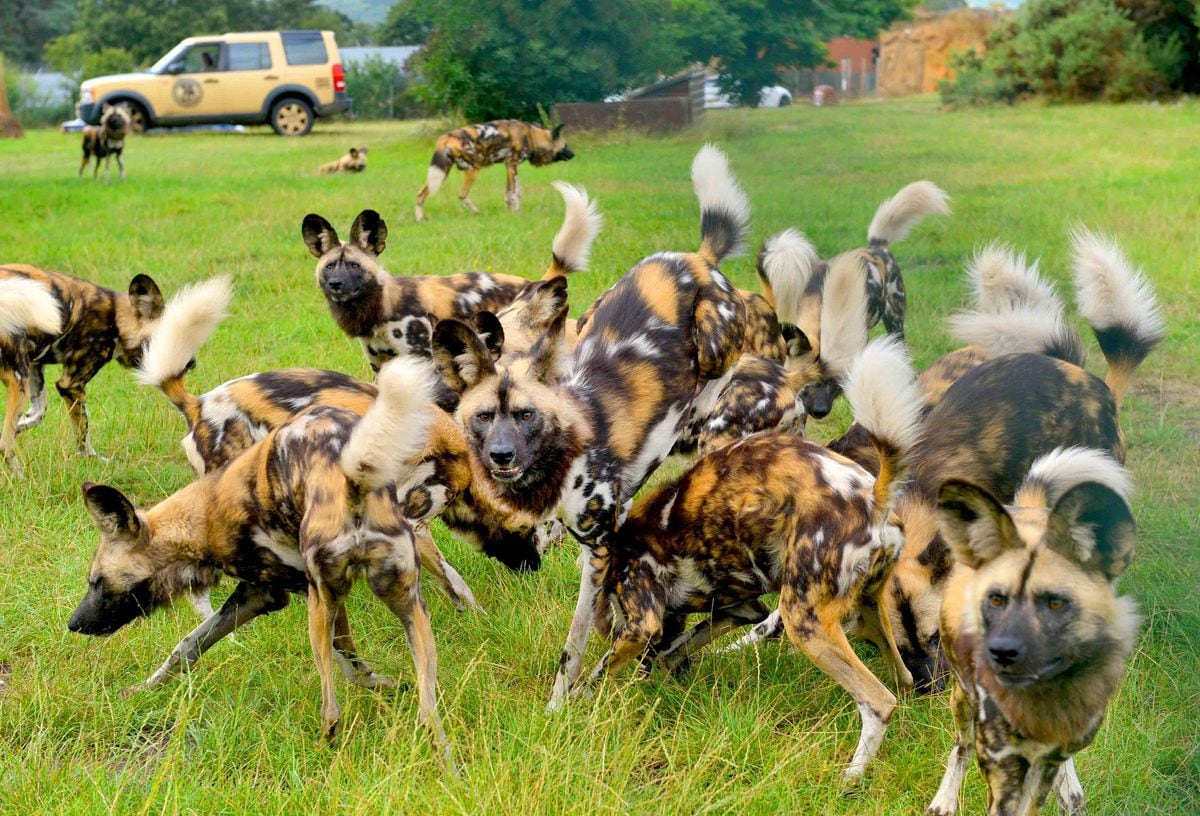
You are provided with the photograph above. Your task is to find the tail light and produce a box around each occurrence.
[332,63,346,93]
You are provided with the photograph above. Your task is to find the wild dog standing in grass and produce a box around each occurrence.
[69,358,454,763]
[80,103,132,182]
[673,230,820,456]
[879,230,1164,694]
[927,448,1140,816]
[303,181,600,372]
[578,337,923,781]
[0,264,165,463]
[763,181,950,419]
[136,276,477,611]
[414,119,574,221]
[318,146,367,174]
[432,144,750,708]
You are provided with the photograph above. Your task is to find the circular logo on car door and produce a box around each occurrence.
[172,78,203,107]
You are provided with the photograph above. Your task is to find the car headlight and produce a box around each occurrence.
[80,87,94,104]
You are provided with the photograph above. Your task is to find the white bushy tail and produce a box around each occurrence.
[137,276,234,387]
[1070,227,1166,404]
[867,180,950,246]
[341,357,436,490]
[692,143,751,264]
[545,181,603,278]
[0,277,61,340]
[756,228,819,326]
[842,335,923,523]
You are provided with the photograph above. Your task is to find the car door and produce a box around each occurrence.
[222,40,275,115]
[158,42,225,119]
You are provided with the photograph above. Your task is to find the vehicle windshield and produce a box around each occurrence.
[147,42,191,75]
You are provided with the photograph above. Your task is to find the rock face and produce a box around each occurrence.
[878,7,1001,97]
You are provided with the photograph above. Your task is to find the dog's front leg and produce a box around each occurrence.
[56,381,97,456]
[927,682,975,815]
[547,544,607,711]
[127,582,286,694]
[116,151,125,183]
[1053,758,1086,815]
[16,365,47,433]
[2,368,29,466]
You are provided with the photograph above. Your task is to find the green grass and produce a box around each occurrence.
[1,97,1197,814]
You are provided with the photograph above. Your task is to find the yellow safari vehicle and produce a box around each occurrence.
[77,30,348,136]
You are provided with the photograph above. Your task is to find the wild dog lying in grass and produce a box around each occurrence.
[414,119,574,221]
[303,181,600,372]
[762,181,950,419]
[318,146,367,174]
[80,103,132,182]
[577,337,923,782]
[432,144,750,708]
[69,357,454,763]
[928,448,1140,815]
[1,264,166,464]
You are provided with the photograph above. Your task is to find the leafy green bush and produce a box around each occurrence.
[941,0,1185,106]
[3,69,74,128]
[344,55,429,120]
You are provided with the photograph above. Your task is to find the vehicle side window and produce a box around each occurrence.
[281,32,327,66]
[182,44,223,73]
[227,42,272,71]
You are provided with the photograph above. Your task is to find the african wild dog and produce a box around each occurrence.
[1,264,166,463]
[876,230,1164,693]
[69,357,454,764]
[302,181,600,373]
[578,337,923,781]
[414,119,574,221]
[318,146,367,174]
[431,144,750,708]
[726,235,1161,693]
[928,448,1140,815]
[137,276,546,580]
[761,181,950,419]
[80,103,132,182]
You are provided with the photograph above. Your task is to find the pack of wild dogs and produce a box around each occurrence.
[1,137,1166,813]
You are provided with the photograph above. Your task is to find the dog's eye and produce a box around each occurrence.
[1044,596,1068,612]
[517,410,535,422]
[987,592,1007,609]
[476,411,493,424]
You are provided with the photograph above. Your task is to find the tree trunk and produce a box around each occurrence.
[0,56,26,139]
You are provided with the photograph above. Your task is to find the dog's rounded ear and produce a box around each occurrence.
[1049,481,1137,580]
[350,210,387,256]
[302,214,339,258]
[937,480,1018,568]
[128,275,165,321]
[526,277,570,328]
[781,323,812,358]
[349,147,359,157]
[471,311,505,361]
[552,124,565,140]
[431,319,496,394]
[527,305,569,384]
[82,483,141,539]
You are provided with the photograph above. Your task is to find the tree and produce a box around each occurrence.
[671,0,913,104]
[408,0,681,121]
[0,55,24,137]
[0,0,75,67]
[378,0,430,45]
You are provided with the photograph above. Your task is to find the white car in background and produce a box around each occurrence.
[704,79,792,109]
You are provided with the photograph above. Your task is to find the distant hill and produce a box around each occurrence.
[322,0,392,24]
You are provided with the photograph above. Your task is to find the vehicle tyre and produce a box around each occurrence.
[114,100,150,133]
[270,97,314,136]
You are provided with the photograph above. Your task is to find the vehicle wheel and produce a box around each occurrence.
[115,100,149,133]
[270,97,314,136]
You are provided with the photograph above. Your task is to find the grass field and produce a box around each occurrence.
[0,97,1197,814]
